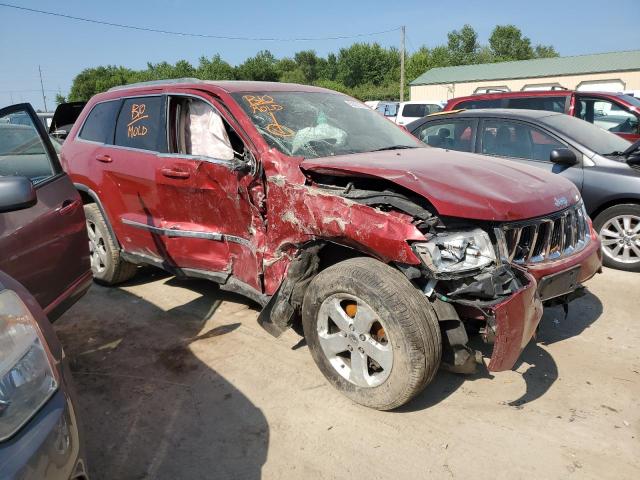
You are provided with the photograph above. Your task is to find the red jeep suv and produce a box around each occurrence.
[61,80,602,410]
[445,90,640,142]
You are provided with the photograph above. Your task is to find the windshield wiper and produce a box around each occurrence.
[370,145,418,152]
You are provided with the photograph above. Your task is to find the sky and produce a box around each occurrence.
[1,0,639,110]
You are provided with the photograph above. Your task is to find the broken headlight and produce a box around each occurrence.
[0,290,58,441]
[413,229,496,274]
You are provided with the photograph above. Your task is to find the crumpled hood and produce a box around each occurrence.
[301,147,581,222]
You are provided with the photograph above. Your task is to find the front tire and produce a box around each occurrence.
[84,204,137,285]
[594,204,640,272]
[302,257,441,410]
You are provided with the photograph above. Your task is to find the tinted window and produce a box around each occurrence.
[540,113,631,156]
[115,96,167,152]
[507,96,566,112]
[0,109,55,183]
[456,99,502,109]
[79,100,120,143]
[575,98,639,134]
[413,119,474,152]
[402,104,441,118]
[480,119,567,161]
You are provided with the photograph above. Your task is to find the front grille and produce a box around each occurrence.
[501,202,590,264]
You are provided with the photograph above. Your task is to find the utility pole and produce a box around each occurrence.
[38,65,48,112]
[400,26,405,102]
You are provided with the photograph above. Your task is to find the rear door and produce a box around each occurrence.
[86,95,172,262]
[573,94,640,141]
[0,103,89,313]
[477,117,584,191]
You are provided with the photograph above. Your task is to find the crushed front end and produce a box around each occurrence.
[409,200,601,373]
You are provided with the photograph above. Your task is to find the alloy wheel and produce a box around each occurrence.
[316,294,393,388]
[87,220,108,274]
[600,214,640,264]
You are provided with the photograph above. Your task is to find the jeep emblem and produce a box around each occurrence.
[554,196,569,208]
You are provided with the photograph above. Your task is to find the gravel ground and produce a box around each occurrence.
[54,266,639,480]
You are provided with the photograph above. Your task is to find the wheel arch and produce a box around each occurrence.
[74,183,121,248]
[590,197,640,223]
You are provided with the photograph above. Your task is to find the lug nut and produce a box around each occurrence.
[358,347,364,354]
[347,345,353,351]
[342,332,347,337]
[349,324,355,331]
[359,334,366,341]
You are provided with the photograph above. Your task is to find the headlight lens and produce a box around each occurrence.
[0,290,58,441]
[414,228,496,273]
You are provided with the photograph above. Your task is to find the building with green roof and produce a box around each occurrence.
[410,50,640,101]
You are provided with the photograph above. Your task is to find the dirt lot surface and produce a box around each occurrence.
[54,266,639,480]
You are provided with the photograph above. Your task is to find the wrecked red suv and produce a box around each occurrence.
[61,80,602,410]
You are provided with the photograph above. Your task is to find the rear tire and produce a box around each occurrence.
[302,257,441,410]
[84,204,137,285]
[593,204,640,272]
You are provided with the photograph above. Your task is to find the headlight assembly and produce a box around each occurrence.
[0,290,58,441]
[413,228,496,274]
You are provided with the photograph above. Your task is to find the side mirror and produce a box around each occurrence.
[550,148,578,166]
[0,176,37,213]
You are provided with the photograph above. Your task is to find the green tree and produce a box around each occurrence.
[336,43,399,88]
[197,54,235,80]
[68,65,134,101]
[294,50,319,83]
[534,44,559,58]
[489,25,534,60]
[447,24,479,65]
[235,50,279,81]
[54,93,66,105]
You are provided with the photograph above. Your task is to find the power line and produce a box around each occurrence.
[0,3,400,42]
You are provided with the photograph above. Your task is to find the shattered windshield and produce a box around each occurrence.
[233,91,421,159]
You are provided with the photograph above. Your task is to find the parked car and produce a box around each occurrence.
[49,102,86,141]
[408,108,640,272]
[62,80,601,410]
[364,101,399,122]
[0,104,92,319]
[395,100,442,125]
[444,90,640,142]
[0,103,91,479]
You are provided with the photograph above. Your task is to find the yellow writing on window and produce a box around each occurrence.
[127,103,149,138]
[243,95,294,137]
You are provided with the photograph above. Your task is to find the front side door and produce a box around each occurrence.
[477,118,584,192]
[0,103,89,312]
[573,95,640,142]
[154,93,264,291]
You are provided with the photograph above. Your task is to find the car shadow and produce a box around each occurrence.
[54,268,268,480]
[400,288,603,412]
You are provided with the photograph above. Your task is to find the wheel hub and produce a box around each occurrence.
[316,294,393,388]
[600,214,640,264]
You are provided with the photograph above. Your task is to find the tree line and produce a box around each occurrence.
[60,24,557,104]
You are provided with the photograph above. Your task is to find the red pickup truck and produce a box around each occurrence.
[61,80,602,410]
[444,90,640,142]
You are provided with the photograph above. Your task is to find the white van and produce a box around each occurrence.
[395,101,443,125]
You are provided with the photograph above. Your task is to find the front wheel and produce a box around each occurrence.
[594,204,640,272]
[302,257,441,410]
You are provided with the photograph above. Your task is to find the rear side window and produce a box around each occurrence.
[506,96,566,112]
[79,100,120,143]
[402,104,441,118]
[456,99,502,109]
[114,96,167,152]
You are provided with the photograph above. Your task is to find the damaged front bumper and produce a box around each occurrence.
[483,270,542,371]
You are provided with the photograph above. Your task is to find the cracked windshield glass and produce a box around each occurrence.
[234,91,421,158]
